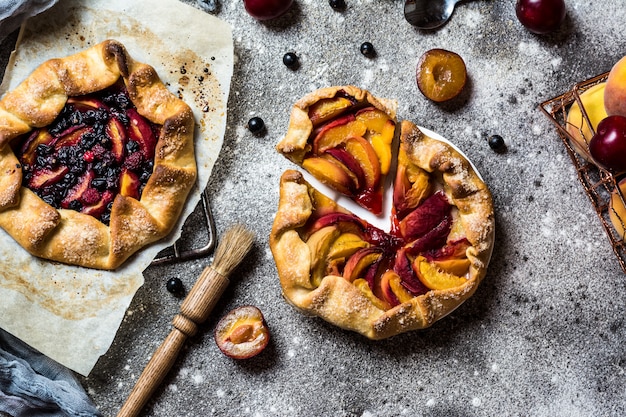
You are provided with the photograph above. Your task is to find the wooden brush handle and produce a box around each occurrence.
[117,266,230,417]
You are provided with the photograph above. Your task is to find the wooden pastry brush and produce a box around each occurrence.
[117,224,255,417]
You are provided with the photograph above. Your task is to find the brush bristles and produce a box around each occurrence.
[211,224,255,276]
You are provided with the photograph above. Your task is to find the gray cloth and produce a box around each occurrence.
[0,0,58,41]
[0,329,102,417]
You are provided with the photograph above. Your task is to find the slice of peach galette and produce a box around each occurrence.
[271,89,494,339]
[276,86,397,215]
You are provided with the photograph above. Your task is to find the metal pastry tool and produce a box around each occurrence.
[404,0,463,30]
[117,224,255,417]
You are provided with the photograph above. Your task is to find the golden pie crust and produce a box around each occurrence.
[276,85,397,164]
[0,39,196,270]
[270,118,494,340]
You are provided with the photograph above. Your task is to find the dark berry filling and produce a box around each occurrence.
[12,81,160,225]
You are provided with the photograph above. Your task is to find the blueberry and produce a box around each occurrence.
[126,140,140,153]
[360,42,375,57]
[69,200,82,211]
[166,277,184,295]
[282,52,299,69]
[329,0,346,9]
[91,178,108,191]
[488,135,506,153]
[247,117,266,135]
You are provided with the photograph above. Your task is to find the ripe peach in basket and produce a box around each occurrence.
[565,82,607,160]
[604,56,626,118]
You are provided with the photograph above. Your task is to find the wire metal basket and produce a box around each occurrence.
[539,72,626,273]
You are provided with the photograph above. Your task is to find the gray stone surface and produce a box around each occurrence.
[5,0,626,415]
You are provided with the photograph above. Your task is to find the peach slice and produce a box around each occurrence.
[566,82,607,160]
[393,149,432,219]
[416,49,467,102]
[432,258,471,276]
[343,246,383,282]
[324,147,364,190]
[393,248,428,295]
[214,306,270,360]
[28,166,70,189]
[306,225,341,286]
[54,127,91,151]
[308,212,366,236]
[355,107,396,174]
[19,130,56,166]
[380,270,414,306]
[413,256,468,290]
[313,114,366,154]
[107,116,128,162]
[399,191,451,241]
[327,232,370,260]
[82,190,114,218]
[308,96,355,126]
[353,278,390,311]
[127,109,157,159]
[61,170,94,209]
[120,168,141,199]
[67,96,108,112]
[302,155,357,195]
[344,136,380,190]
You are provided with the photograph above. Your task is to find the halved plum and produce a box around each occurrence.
[214,306,270,360]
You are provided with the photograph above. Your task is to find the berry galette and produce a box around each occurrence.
[0,40,196,270]
[271,88,494,339]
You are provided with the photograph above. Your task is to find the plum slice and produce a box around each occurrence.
[214,306,270,360]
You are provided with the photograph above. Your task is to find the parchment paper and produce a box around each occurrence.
[0,0,233,375]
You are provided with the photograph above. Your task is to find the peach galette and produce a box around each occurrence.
[270,117,494,339]
[276,86,397,215]
[0,40,196,270]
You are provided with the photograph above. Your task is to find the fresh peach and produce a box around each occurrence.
[604,56,626,118]
[609,177,626,240]
[308,96,355,126]
[214,306,270,360]
[413,256,468,290]
[302,155,357,195]
[566,82,607,159]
